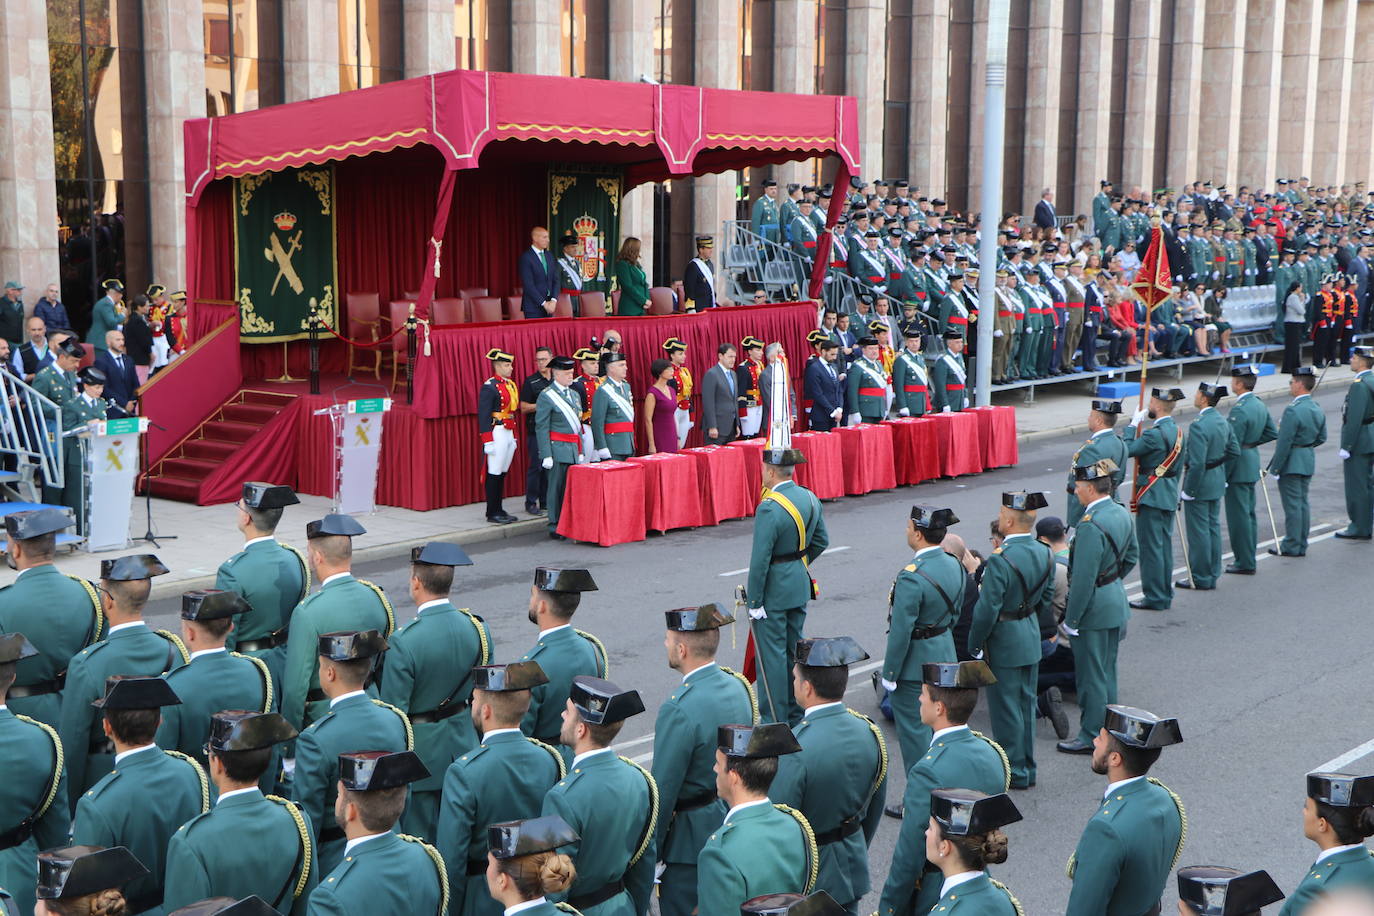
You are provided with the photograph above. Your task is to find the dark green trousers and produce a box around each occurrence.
[1183,497,1222,587]
[1343,453,1374,537]
[1224,481,1259,571]
[1070,627,1119,744]
[1279,474,1312,555]
[890,680,932,776]
[754,607,805,724]
[1135,505,1175,609]
[987,662,1038,787]
[545,460,572,534]
[659,863,697,916]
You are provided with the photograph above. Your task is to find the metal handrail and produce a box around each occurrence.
[0,370,63,497]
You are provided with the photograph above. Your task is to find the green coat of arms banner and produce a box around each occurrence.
[234,166,338,342]
[548,166,622,298]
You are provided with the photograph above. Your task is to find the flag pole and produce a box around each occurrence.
[1130,216,1171,508]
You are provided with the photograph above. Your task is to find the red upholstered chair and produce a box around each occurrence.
[430,297,466,325]
[402,290,420,300]
[673,281,685,305]
[579,291,607,317]
[610,290,621,313]
[648,287,676,315]
[471,296,504,323]
[345,292,381,379]
[504,296,523,321]
[78,347,95,370]
[554,294,573,318]
[458,287,489,302]
[389,300,412,389]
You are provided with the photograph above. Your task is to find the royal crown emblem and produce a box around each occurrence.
[573,214,598,237]
[568,213,605,281]
[273,211,298,231]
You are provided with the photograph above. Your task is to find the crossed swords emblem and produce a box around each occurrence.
[264,230,305,296]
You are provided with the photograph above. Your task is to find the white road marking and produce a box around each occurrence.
[718,546,849,577]
[1315,737,1374,773]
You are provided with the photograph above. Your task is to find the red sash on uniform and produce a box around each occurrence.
[604,421,634,434]
[859,387,885,398]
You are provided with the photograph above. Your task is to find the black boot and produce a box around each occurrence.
[485,473,516,523]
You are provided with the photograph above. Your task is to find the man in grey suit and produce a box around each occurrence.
[701,342,741,444]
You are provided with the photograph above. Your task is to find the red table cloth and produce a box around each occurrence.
[832,424,898,495]
[968,405,1019,468]
[927,412,984,477]
[681,445,752,523]
[791,432,844,499]
[626,453,705,532]
[885,418,942,485]
[555,461,647,545]
[725,438,767,508]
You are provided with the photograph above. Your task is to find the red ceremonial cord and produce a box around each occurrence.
[313,317,412,349]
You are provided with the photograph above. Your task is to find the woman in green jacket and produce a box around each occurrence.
[614,237,651,316]
[485,815,583,916]
[923,789,1024,915]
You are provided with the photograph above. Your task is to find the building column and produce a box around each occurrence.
[773,0,813,188]
[283,0,340,101]
[1021,0,1062,214]
[1238,0,1285,186]
[144,0,206,286]
[965,0,989,209]
[1165,0,1204,188]
[1121,0,1161,194]
[511,0,561,75]
[693,0,740,298]
[1313,0,1356,183]
[1277,0,1322,180]
[609,0,655,279]
[1346,3,1374,188]
[1198,0,1247,189]
[0,0,59,301]
[404,0,456,78]
[845,0,886,184]
[1073,0,1114,211]
[908,0,949,195]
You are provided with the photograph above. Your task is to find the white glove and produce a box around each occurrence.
[880,678,897,692]
[597,447,611,460]
[576,452,589,464]
[748,606,767,620]
[993,329,1004,338]
[541,457,553,470]
[654,862,667,883]
[899,407,910,417]
[483,441,496,455]
[1180,492,1195,502]
[1271,473,1281,481]
[1131,408,1149,426]
[942,405,952,413]
[1340,448,1352,460]
[1060,623,1080,638]
[847,412,861,424]
[831,407,842,420]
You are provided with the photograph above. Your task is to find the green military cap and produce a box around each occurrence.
[718,723,802,758]
[91,675,181,710]
[37,845,149,900]
[207,710,298,753]
[1307,772,1374,807]
[665,603,734,631]
[922,661,996,688]
[794,636,868,667]
[338,749,429,791]
[1002,491,1049,511]
[741,890,845,915]
[533,566,597,592]
[102,279,124,292]
[1104,704,1183,748]
[1073,458,1119,481]
[471,660,549,692]
[305,513,365,539]
[485,347,514,363]
[929,788,1023,835]
[241,481,299,510]
[1177,866,1284,916]
[99,553,169,581]
[569,675,645,725]
[0,632,38,664]
[169,897,279,916]
[411,541,473,566]
[317,629,387,661]
[910,505,958,529]
[180,589,251,621]
[488,815,579,860]
[3,507,73,540]
[1151,387,1186,402]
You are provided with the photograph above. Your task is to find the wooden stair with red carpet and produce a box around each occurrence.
[147,390,295,502]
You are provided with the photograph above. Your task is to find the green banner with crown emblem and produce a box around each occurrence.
[234,166,338,342]
[548,166,622,301]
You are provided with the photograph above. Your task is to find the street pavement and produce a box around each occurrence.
[142,392,1372,914]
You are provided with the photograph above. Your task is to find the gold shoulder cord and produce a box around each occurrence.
[528,737,568,780]
[720,666,760,724]
[619,756,659,868]
[990,878,1026,916]
[279,541,312,597]
[1148,777,1188,870]
[372,699,414,750]
[774,803,819,894]
[266,795,313,901]
[69,576,104,642]
[398,834,450,916]
[575,629,610,678]
[457,608,492,665]
[157,631,192,665]
[15,715,63,821]
[233,652,274,712]
[358,580,396,637]
[848,709,889,805]
[553,904,585,915]
[972,730,1012,791]
[165,750,210,813]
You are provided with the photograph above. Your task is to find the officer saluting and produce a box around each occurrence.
[0,507,103,728]
[436,661,565,916]
[1177,867,1284,916]
[1337,345,1374,540]
[770,637,887,916]
[379,542,490,840]
[540,676,657,914]
[162,712,316,913]
[1064,705,1186,916]
[1177,383,1239,591]
[519,568,607,755]
[478,348,521,524]
[1065,401,1128,529]
[1224,367,1278,574]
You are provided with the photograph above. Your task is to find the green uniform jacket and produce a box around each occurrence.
[1225,393,1279,483]
[1124,417,1182,510]
[968,534,1056,667]
[1269,396,1327,476]
[536,385,584,465]
[1066,431,1129,526]
[519,626,607,742]
[163,787,318,915]
[746,480,828,612]
[87,296,122,349]
[541,749,657,915]
[72,746,209,916]
[0,563,102,727]
[883,547,965,682]
[216,537,309,657]
[651,663,756,865]
[292,693,411,873]
[1065,498,1138,631]
[1341,371,1374,454]
[281,574,394,731]
[60,622,188,800]
[1278,845,1374,916]
[1065,777,1185,916]
[891,350,930,416]
[32,363,76,429]
[1182,408,1240,500]
[380,601,490,795]
[877,727,1011,916]
[770,704,887,907]
[930,872,1020,915]
[613,261,649,316]
[590,378,635,456]
[0,708,69,916]
[156,649,274,772]
[436,729,565,916]
[846,356,889,419]
[930,352,969,412]
[752,195,781,243]
[306,831,445,916]
[697,801,813,916]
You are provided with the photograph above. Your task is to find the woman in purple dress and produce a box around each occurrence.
[645,358,679,453]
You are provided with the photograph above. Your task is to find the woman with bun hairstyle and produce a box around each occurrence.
[1278,773,1374,916]
[34,846,148,916]
[923,789,1025,915]
[486,815,583,916]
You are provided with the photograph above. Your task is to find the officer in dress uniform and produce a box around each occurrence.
[0,507,103,728]
[790,207,820,292]
[662,338,694,447]
[1065,401,1128,529]
[217,483,308,692]
[1123,389,1185,612]
[737,337,767,437]
[483,815,583,916]
[291,630,411,875]
[307,751,446,916]
[877,662,1011,916]
[591,353,635,460]
[924,789,1025,916]
[769,637,887,916]
[1224,367,1279,574]
[684,237,717,311]
[0,633,69,916]
[845,336,887,424]
[803,339,844,432]
[969,492,1056,790]
[1057,460,1138,755]
[653,604,757,916]
[1268,367,1327,558]
[280,515,394,732]
[436,661,565,916]
[1064,705,1186,916]
[1177,383,1240,592]
[937,271,972,342]
[1336,346,1374,539]
[557,235,585,316]
[478,349,521,525]
[1277,772,1374,916]
[891,327,929,418]
[34,845,149,916]
[697,723,816,914]
[162,712,316,914]
[571,348,602,460]
[72,677,210,916]
[536,355,585,540]
[930,330,969,412]
[1177,867,1284,915]
[519,568,607,753]
[540,676,657,915]
[380,542,490,841]
[752,180,782,246]
[60,554,188,802]
[156,590,274,774]
[32,339,89,520]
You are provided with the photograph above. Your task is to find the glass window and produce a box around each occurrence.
[454,0,489,70]
[204,0,283,115]
[339,0,404,92]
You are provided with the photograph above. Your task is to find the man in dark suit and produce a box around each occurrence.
[700,343,739,444]
[94,329,139,415]
[1033,189,1057,232]
[804,339,845,430]
[518,226,559,319]
[683,236,717,310]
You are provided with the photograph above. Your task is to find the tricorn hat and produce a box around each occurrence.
[1073,458,1119,481]
[3,507,73,540]
[741,891,846,915]
[91,676,181,710]
[471,661,549,692]
[1151,387,1186,402]
[241,482,299,510]
[911,505,959,530]
[316,629,388,661]
[794,636,869,668]
[718,723,802,758]
[180,589,251,621]
[305,514,366,539]
[99,554,169,581]
[1104,704,1184,748]
[207,711,298,753]
[36,846,149,901]
[665,604,735,632]
[1001,491,1049,511]
[1091,399,1123,414]
[1177,866,1285,916]
[168,897,279,916]
[569,676,645,725]
[410,542,473,567]
[922,661,997,689]
[1307,772,1374,808]
[0,632,39,665]
[929,789,1023,836]
[488,815,578,860]
[533,567,598,592]
[338,750,429,791]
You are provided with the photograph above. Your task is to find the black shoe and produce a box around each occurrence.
[1009,780,1035,790]
[1041,687,1070,740]
[1129,600,1166,610]
[1335,530,1372,540]
[1267,547,1303,557]
[884,803,904,819]
[486,515,512,525]
[1174,579,1214,590]
[1224,565,1254,575]
[528,507,547,518]
[1056,738,1093,754]
[548,531,566,540]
